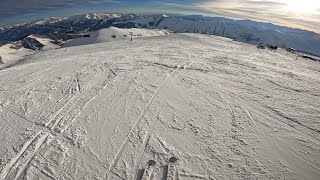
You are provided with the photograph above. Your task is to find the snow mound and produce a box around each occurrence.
[63,27,171,47]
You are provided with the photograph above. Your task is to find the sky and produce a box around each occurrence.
[0,0,319,33]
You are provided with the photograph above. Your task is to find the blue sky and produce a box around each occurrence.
[0,0,319,33]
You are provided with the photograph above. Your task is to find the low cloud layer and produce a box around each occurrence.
[0,0,117,17]
[194,0,320,32]
[0,0,319,33]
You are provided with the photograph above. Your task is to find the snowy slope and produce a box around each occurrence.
[0,34,320,180]
[0,44,34,69]
[63,27,171,47]
[0,35,61,69]
[0,28,171,69]
[124,15,320,56]
[28,35,60,50]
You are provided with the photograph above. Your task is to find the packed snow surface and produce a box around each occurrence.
[0,34,319,180]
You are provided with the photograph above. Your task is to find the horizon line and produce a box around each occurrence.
[1,11,319,34]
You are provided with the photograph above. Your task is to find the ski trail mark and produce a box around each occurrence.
[0,130,47,180]
[11,133,50,180]
[106,68,178,179]
[47,60,119,130]
[133,131,153,180]
[1,62,119,180]
[0,103,40,126]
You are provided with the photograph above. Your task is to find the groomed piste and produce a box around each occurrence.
[0,33,319,179]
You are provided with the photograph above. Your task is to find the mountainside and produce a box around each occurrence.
[0,27,171,69]
[0,42,34,68]
[0,34,72,69]
[0,33,319,179]
[63,27,171,47]
[0,13,319,56]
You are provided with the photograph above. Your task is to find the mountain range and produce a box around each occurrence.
[0,13,319,56]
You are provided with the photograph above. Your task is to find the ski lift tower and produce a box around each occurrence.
[129,32,133,41]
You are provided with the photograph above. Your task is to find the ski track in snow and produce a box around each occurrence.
[0,33,319,180]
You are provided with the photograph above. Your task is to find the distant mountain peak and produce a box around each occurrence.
[161,14,169,18]
[0,13,319,56]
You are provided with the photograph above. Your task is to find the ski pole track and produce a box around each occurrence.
[0,55,102,103]
[240,81,318,141]
[132,126,158,180]
[0,64,64,98]
[161,85,211,178]
[132,131,152,180]
[236,93,320,143]
[184,66,320,144]
[0,62,98,128]
[272,132,320,172]
[45,60,119,130]
[0,66,54,96]
[169,60,319,179]
[43,69,100,129]
[228,93,320,172]
[36,153,77,180]
[47,60,120,134]
[180,170,294,179]
[105,100,129,156]
[0,104,41,126]
[33,61,121,177]
[0,114,23,138]
[0,130,47,180]
[11,132,50,180]
[105,63,186,179]
[60,139,110,172]
[0,61,119,180]
[107,57,194,179]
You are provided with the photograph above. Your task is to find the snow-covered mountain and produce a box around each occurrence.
[0,32,92,69]
[0,35,61,69]
[0,13,319,56]
[0,27,171,69]
[63,27,171,47]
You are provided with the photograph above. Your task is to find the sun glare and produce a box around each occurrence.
[281,0,320,13]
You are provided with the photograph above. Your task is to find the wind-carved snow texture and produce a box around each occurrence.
[0,33,319,179]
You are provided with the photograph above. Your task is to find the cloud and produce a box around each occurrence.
[0,0,319,33]
[0,0,117,18]
[193,0,320,32]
